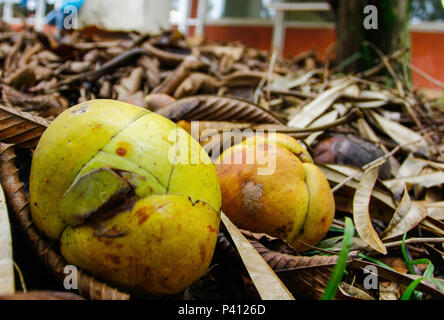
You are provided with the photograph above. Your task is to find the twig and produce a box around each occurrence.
[385,237,444,248]
[398,58,444,89]
[13,261,27,293]
[253,108,362,133]
[266,49,278,100]
[363,41,405,97]
[269,89,317,99]
[254,49,278,104]
[59,48,152,86]
[359,48,407,78]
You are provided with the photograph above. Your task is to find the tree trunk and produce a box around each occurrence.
[334,0,411,76]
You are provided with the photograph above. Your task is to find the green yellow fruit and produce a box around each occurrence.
[215,133,334,252]
[30,99,221,295]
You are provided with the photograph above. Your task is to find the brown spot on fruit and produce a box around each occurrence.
[106,254,120,265]
[116,147,126,157]
[241,181,263,220]
[92,123,103,132]
[199,244,206,262]
[207,225,216,233]
[94,224,126,238]
[115,142,133,157]
[135,207,152,225]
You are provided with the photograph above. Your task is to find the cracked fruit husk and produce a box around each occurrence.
[215,133,334,252]
[30,99,221,295]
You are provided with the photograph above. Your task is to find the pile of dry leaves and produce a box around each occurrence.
[0,22,443,300]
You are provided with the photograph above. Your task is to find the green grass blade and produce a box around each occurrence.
[401,232,416,275]
[329,226,345,233]
[321,217,355,300]
[357,253,396,271]
[399,232,443,299]
[401,278,424,300]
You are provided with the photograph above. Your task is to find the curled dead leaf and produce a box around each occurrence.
[381,188,428,241]
[353,166,387,254]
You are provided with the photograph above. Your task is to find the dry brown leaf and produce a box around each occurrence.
[304,109,339,146]
[288,78,354,128]
[355,118,400,176]
[388,154,427,196]
[251,240,338,271]
[352,90,394,101]
[278,266,333,299]
[326,164,361,178]
[371,111,429,156]
[421,217,444,237]
[157,95,285,124]
[120,67,144,95]
[286,69,323,89]
[426,202,444,220]
[413,159,444,171]
[216,232,331,299]
[174,73,220,98]
[379,281,401,300]
[338,283,375,300]
[200,45,245,61]
[0,104,49,148]
[152,56,207,96]
[354,100,389,108]
[383,171,444,191]
[353,166,387,254]
[221,71,266,88]
[221,213,294,300]
[343,84,361,98]
[380,188,428,241]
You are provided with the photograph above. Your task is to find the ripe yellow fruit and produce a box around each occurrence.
[30,99,221,295]
[216,133,334,252]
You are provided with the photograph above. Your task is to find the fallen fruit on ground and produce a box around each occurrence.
[216,133,335,252]
[29,99,221,295]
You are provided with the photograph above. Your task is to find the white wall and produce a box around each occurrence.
[78,0,171,33]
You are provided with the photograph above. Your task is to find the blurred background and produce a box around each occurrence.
[0,0,443,89]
